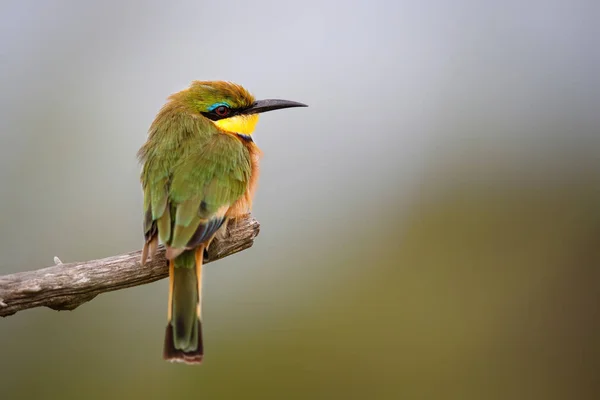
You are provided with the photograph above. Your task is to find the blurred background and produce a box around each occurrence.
[1,0,599,399]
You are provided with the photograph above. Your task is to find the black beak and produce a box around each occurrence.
[242,99,308,115]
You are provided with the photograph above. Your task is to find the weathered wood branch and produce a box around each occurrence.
[0,215,259,317]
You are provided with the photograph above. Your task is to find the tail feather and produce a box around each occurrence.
[163,246,204,364]
[163,321,203,364]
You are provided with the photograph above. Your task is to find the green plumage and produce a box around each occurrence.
[139,109,251,250]
[172,251,199,352]
[138,82,257,362]
[139,80,306,363]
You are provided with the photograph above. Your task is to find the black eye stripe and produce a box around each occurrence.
[201,107,242,121]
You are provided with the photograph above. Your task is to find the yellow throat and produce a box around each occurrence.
[213,114,260,135]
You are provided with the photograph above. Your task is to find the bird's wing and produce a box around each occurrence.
[144,133,251,255]
[141,152,171,248]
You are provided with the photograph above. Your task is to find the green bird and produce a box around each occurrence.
[137,81,306,364]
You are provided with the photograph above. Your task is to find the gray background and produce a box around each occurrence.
[1,1,599,399]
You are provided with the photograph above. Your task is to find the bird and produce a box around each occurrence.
[137,81,306,364]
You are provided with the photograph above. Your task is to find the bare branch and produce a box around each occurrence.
[0,215,260,317]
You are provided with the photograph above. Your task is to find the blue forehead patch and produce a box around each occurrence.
[208,102,231,111]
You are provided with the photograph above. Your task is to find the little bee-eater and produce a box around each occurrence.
[138,81,306,364]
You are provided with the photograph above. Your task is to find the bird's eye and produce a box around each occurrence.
[214,105,230,117]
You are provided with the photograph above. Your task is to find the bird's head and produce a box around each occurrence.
[178,81,306,136]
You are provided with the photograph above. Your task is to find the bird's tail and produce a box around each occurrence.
[163,246,204,364]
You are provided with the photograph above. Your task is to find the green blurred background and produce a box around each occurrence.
[1,1,599,399]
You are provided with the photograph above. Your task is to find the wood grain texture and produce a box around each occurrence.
[0,215,259,317]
